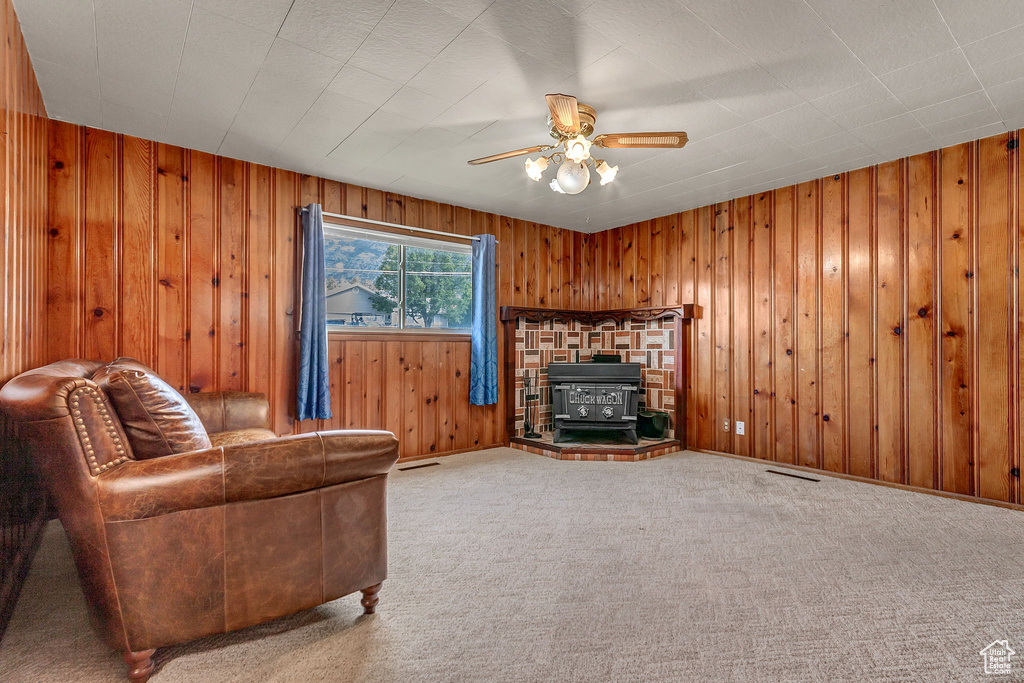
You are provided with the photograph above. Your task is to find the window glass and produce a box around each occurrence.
[323,227,472,331]
[403,246,472,330]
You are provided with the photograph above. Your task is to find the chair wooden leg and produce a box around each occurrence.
[123,649,155,683]
[360,582,382,614]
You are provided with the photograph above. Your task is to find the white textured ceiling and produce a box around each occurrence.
[14,0,1024,232]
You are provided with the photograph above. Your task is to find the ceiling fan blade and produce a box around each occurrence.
[545,93,581,135]
[467,145,553,165]
[592,132,689,149]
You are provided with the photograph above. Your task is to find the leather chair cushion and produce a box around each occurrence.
[209,428,277,447]
[93,358,212,459]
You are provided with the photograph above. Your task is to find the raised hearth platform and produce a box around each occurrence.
[510,431,680,461]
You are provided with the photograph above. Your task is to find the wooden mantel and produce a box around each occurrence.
[500,304,702,325]
[502,304,701,453]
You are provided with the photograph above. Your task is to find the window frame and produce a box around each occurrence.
[322,221,474,335]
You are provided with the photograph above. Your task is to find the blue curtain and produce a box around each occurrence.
[296,204,332,420]
[470,234,498,405]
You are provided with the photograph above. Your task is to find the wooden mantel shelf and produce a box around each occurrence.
[500,304,702,324]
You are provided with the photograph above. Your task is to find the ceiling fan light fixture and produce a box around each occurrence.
[555,160,590,195]
[565,134,592,163]
[596,160,618,185]
[524,156,549,181]
[549,178,566,193]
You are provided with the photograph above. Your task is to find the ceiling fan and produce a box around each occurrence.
[467,93,688,195]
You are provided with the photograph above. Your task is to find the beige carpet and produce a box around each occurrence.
[2,448,1023,682]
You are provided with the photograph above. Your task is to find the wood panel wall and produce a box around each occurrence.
[0,0,49,644]
[0,0,46,384]
[594,130,1024,505]
[45,120,589,458]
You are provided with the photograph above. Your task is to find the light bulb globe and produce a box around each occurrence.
[555,160,590,195]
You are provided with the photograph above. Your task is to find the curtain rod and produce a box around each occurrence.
[299,207,497,243]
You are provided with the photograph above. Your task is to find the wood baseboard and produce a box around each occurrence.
[396,443,504,464]
[692,448,1024,513]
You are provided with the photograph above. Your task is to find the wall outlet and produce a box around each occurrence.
[735,421,745,435]
[722,418,730,432]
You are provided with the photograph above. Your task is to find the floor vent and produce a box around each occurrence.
[398,462,441,472]
[765,469,820,482]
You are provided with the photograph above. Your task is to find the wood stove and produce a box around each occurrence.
[549,362,642,444]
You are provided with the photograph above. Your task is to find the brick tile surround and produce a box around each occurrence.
[512,318,675,438]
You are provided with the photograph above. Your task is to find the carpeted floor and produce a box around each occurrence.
[2,448,1023,682]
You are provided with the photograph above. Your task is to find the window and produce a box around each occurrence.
[323,222,473,332]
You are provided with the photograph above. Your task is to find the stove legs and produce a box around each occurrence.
[625,428,638,445]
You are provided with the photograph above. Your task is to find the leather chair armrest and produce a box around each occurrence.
[96,430,400,521]
[184,391,271,433]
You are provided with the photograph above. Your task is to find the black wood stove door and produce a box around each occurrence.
[593,385,630,422]
[563,384,597,421]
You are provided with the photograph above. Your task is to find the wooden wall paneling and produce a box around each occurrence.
[420,342,438,454]
[905,152,939,489]
[271,168,298,435]
[939,143,974,495]
[119,135,155,366]
[186,151,217,393]
[795,181,821,469]
[713,202,732,453]
[455,341,473,450]
[650,218,664,306]
[246,164,273,402]
[45,122,81,363]
[594,229,607,309]
[678,211,697,445]
[636,220,651,307]
[437,341,454,451]
[751,194,773,460]
[1018,133,1024,504]
[664,214,679,307]
[513,219,526,307]
[525,222,537,306]
[846,168,874,478]
[545,226,558,308]
[83,128,118,362]
[622,222,636,308]
[1,0,50,642]
[819,175,846,472]
[345,341,363,430]
[155,144,187,391]
[732,198,753,457]
[218,157,247,392]
[324,338,343,432]
[561,225,573,310]
[975,134,1013,502]
[875,160,906,484]
[401,341,421,459]
[695,206,714,449]
[772,187,797,464]
[363,340,383,431]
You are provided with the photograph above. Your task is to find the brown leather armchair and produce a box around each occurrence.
[0,360,400,682]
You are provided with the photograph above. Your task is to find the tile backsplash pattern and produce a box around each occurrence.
[514,318,675,437]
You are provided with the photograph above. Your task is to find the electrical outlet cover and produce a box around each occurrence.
[736,421,745,435]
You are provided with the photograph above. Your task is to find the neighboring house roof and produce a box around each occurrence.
[326,282,376,298]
